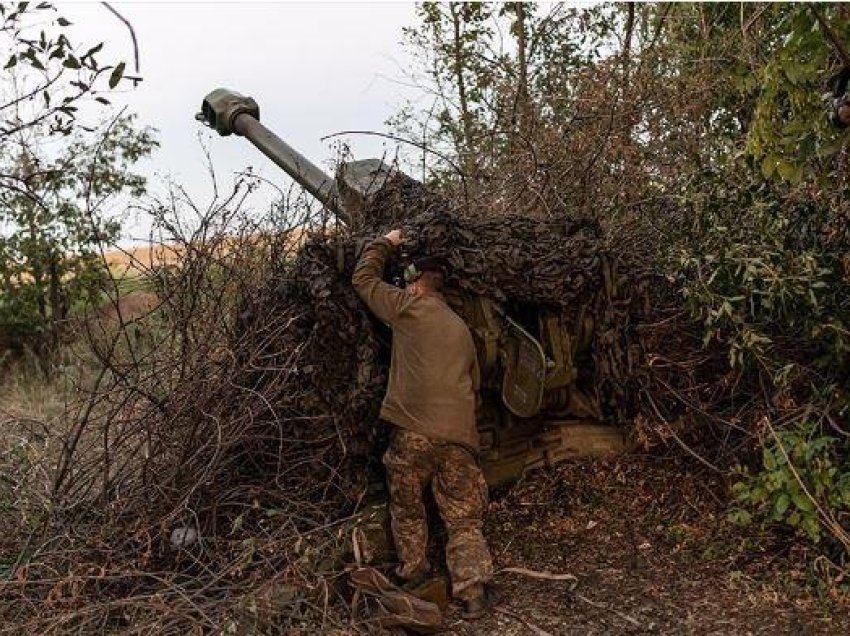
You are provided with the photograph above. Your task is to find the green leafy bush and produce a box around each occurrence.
[669,166,849,376]
[667,162,850,551]
[730,422,850,545]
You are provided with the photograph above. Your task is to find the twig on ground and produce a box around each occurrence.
[498,567,578,585]
[573,593,642,628]
[494,606,554,636]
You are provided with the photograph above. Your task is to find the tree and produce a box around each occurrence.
[396,2,496,184]
[393,3,633,207]
[0,2,156,361]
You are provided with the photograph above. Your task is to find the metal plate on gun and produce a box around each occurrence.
[501,318,546,418]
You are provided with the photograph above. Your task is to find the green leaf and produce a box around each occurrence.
[761,154,779,179]
[790,490,815,513]
[763,449,777,471]
[773,493,790,517]
[63,55,80,69]
[801,516,821,541]
[82,42,103,60]
[108,61,125,89]
[728,509,752,526]
[4,55,16,69]
[56,17,70,27]
[776,160,798,182]
[731,481,748,497]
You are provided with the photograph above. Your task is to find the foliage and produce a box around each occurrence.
[670,162,850,549]
[748,5,850,185]
[5,2,850,630]
[669,163,849,375]
[393,2,617,191]
[655,4,850,550]
[730,422,850,546]
[400,1,494,177]
[394,1,850,552]
[0,2,156,360]
[0,1,130,139]
[0,116,157,354]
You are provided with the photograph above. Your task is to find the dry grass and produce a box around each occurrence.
[0,361,70,423]
[102,243,183,276]
[101,230,309,277]
[0,359,79,578]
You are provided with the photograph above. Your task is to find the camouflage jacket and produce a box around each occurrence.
[352,237,480,451]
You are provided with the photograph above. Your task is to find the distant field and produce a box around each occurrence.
[102,230,308,280]
[103,244,184,277]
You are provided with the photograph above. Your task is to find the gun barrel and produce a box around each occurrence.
[198,88,349,225]
[232,114,349,224]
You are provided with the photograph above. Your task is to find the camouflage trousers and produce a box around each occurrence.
[383,427,494,600]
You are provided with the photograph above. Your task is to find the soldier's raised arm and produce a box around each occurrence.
[352,230,412,325]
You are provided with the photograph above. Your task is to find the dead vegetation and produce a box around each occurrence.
[1,138,846,635]
[0,159,846,632]
[0,159,692,633]
[459,455,849,635]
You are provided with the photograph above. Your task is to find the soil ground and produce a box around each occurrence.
[434,454,848,635]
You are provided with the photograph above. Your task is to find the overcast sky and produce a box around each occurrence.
[62,1,422,240]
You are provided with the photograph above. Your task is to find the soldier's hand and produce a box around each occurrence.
[384,229,403,246]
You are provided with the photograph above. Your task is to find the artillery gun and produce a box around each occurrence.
[197,88,629,486]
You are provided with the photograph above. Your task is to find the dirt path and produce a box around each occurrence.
[438,455,847,635]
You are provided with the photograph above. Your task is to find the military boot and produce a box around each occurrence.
[460,583,488,620]
[397,560,431,591]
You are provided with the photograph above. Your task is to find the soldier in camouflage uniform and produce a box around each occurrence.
[353,229,494,619]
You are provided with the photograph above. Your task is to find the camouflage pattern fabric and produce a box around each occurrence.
[348,566,444,633]
[383,427,494,600]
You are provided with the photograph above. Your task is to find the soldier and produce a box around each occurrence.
[352,229,494,619]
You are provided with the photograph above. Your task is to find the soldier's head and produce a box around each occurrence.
[405,256,448,296]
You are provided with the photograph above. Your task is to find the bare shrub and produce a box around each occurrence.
[1,173,371,632]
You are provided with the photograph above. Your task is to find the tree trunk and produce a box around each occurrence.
[514,1,530,140]
[622,2,636,144]
[47,248,66,353]
[449,2,476,178]
[28,221,47,323]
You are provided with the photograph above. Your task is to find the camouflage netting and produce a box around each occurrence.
[350,173,607,305]
[199,173,653,517]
